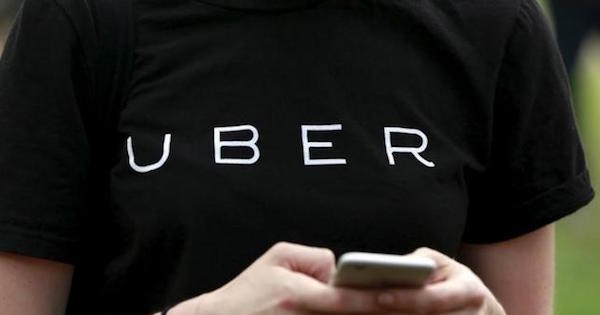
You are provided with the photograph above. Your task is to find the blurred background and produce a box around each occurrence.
[0,0,598,314]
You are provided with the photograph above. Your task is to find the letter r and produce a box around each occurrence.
[384,127,435,168]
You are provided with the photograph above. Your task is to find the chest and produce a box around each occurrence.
[107,4,491,265]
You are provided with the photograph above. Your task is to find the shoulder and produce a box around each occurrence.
[409,0,537,71]
[433,0,553,72]
[456,0,553,42]
[17,0,75,19]
[10,0,86,35]
[407,0,527,29]
[1,0,80,68]
[436,0,537,44]
[511,0,554,36]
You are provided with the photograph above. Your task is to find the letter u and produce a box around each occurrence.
[127,134,172,173]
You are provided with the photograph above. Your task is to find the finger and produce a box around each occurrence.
[266,242,336,284]
[376,278,485,314]
[409,247,456,283]
[288,272,386,314]
[436,307,483,315]
[411,247,450,264]
[279,310,347,315]
[410,247,453,273]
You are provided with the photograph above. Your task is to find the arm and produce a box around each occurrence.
[373,226,553,315]
[0,252,73,315]
[459,224,555,315]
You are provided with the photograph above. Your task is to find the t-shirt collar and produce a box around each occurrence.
[194,0,327,11]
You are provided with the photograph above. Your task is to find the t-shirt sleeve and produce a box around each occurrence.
[462,0,595,243]
[0,0,90,263]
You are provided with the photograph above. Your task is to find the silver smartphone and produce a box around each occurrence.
[330,252,437,288]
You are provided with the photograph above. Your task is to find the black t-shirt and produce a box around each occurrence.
[0,0,594,314]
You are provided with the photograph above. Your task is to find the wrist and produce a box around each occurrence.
[483,290,506,315]
[161,292,217,315]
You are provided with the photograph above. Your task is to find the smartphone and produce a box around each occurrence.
[330,252,437,289]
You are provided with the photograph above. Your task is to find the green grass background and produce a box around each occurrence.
[555,41,600,315]
[1,2,599,314]
[537,2,600,314]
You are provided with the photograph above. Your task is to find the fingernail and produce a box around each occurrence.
[378,293,395,305]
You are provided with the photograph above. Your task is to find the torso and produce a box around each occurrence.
[77,0,518,313]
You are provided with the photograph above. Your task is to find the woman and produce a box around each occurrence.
[0,0,593,314]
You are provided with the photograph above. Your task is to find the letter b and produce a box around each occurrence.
[214,125,260,165]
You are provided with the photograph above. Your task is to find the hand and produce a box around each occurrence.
[188,242,390,315]
[374,247,506,315]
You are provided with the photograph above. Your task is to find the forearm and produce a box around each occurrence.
[0,252,73,315]
[460,225,555,315]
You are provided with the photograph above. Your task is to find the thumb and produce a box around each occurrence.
[265,242,336,284]
[409,247,452,283]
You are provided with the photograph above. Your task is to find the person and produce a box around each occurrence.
[0,0,594,314]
